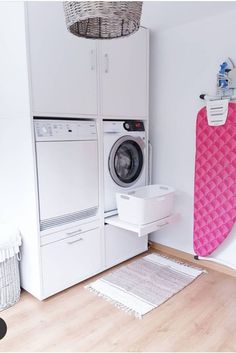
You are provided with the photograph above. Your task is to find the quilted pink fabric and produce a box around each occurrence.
[194,103,236,256]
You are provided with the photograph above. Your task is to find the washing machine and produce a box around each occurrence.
[103,120,147,216]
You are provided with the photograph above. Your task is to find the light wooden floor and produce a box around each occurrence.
[1,250,236,352]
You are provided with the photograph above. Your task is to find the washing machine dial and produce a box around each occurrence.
[124,122,130,131]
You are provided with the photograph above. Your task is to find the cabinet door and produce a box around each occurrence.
[105,225,148,269]
[26,2,97,116]
[41,226,102,298]
[100,28,149,119]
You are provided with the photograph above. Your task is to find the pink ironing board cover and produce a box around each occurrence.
[194,103,236,256]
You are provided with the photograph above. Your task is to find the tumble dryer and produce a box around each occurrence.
[103,120,147,215]
[34,119,99,234]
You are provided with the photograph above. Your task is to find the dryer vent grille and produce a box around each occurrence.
[40,207,98,231]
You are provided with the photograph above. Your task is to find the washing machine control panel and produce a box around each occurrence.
[123,121,145,131]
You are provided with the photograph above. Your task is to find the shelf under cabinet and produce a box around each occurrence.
[105,213,180,237]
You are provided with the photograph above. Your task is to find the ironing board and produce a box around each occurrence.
[193,103,236,257]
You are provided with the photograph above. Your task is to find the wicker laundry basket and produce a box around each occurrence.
[63,1,143,39]
[0,224,22,311]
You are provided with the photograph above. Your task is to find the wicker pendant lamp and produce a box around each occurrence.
[63,1,143,39]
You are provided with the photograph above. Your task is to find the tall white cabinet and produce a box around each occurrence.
[0,1,149,300]
[100,29,149,118]
[27,2,98,117]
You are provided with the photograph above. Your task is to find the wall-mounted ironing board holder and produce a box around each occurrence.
[200,58,236,126]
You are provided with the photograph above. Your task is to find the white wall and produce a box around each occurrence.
[0,2,30,119]
[145,9,236,267]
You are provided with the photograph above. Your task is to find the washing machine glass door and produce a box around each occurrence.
[109,136,144,187]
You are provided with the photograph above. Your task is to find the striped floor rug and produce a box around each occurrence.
[85,253,205,318]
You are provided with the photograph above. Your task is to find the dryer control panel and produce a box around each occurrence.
[34,119,97,142]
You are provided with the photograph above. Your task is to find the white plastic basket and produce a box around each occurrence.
[116,184,175,225]
[0,224,22,311]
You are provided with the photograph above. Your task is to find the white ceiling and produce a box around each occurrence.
[141,1,236,31]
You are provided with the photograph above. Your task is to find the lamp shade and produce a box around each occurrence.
[63,1,143,39]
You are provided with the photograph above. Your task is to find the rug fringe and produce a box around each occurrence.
[85,284,142,319]
[150,252,207,273]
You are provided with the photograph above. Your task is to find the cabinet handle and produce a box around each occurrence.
[104,53,109,73]
[148,140,153,185]
[67,237,83,245]
[90,49,95,71]
[66,229,82,236]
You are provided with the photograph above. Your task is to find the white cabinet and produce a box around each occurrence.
[41,226,102,298]
[100,28,149,119]
[26,2,149,119]
[105,225,148,268]
[26,2,98,116]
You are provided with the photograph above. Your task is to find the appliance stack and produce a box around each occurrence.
[0,1,149,300]
[1,2,176,300]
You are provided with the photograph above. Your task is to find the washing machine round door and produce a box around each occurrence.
[109,136,145,187]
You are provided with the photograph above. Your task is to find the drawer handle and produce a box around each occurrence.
[67,237,83,245]
[66,229,82,236]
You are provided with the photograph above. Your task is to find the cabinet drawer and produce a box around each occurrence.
[41,227,102,298]
[40,220,99,246]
